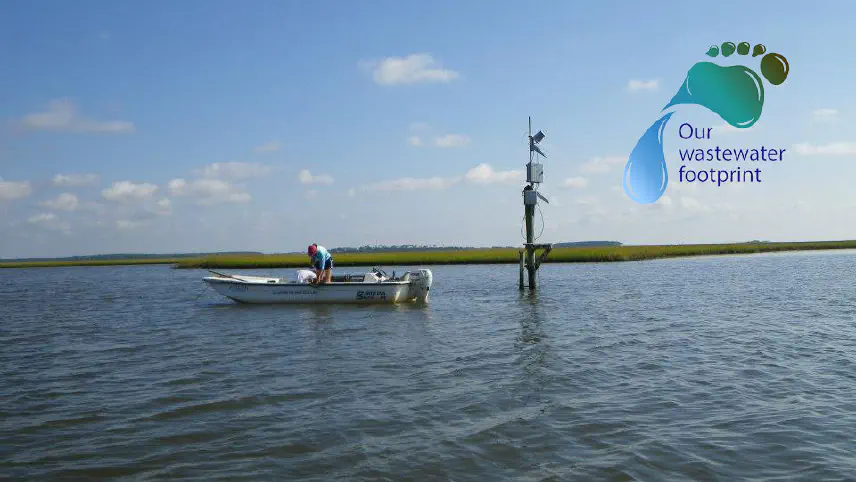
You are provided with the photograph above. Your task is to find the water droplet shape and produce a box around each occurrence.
[706,45,720,57]
[737,42,750,55]
[752,44,767,57]
[664,61,765,128]
[623,112,673,204]
[721,42,736,57]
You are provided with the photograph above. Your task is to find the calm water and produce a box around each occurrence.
[2,251,856,481]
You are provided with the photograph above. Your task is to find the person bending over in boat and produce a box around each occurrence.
[296,269,317,284]
[307,243,333,284]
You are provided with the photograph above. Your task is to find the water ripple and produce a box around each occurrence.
[2,252,856,480]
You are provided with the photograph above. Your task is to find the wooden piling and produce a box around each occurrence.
[524,204,536,290]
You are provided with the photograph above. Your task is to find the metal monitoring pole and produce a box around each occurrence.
[520,116,552,290]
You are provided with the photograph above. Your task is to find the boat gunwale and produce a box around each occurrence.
[202,277,411,287]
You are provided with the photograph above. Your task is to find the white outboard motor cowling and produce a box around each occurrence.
[404,269,433,302]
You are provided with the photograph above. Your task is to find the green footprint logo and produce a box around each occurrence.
[665,42,789,128]
[623,42,790,203]
[666,42,790,128]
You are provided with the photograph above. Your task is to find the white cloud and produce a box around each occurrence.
[464,163,521,184]
[812,109,838,123]
[52,173,100,187]
[409,133,470,148]
[102,181,158,202]
[363,176,454,192]
[627,79,659,92]
[305,189,318,200]
[167,164,264,206]
[0,179,32,200]
[20,99,135,134]
[298,169,334,185]
[563,177,589,188]
[167,179,186,195]
[347,188,356,197]
[668,182,698,193]
[580,156,626,174]
[28,213,57,224]
[155,198,172,215]
[792,142,856,156]
[27,212,70,232]
[253,141,281,153]
[361,53,459,86]
[41,193,79,211]
[575,196,599,206]
[168,179,249,205]
[406,123,469,148]
[435,134,470,148]
[362,163,523,192]
[638,194,675,212]
[195,162,273,180]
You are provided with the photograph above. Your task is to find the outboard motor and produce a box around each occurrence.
[403,269,433,302]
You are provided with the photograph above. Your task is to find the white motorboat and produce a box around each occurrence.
[203,267,433,304]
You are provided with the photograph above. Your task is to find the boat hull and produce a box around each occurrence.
[202,269,432,305]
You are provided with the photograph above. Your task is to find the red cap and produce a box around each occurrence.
[307,244,317,256]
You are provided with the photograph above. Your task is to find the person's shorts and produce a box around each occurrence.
[314,258,333,270]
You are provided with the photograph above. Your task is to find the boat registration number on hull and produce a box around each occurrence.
[356,291,387,300]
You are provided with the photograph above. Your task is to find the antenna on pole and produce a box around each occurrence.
[519,116,552,291]
[526,116,533,182]
[528,116,546,163]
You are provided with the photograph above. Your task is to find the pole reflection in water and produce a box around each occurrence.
[516,290,554,393]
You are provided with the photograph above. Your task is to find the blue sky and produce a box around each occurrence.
[2,1,855,258]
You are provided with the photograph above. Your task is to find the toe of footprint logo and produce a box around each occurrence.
[622,42,790,204]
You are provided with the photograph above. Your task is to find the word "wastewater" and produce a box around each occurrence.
[678,146,785,162]
[676,123,786,186]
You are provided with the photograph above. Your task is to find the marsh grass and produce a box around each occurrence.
[3,240,855,269]
[171,240,856,269]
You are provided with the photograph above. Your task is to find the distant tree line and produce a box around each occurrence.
[0,252,262,263]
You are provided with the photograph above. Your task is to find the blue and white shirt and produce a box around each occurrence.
[311,245,331,269]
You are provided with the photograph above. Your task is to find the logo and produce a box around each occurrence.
[356,291,387,300]
[623,42,790,204]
